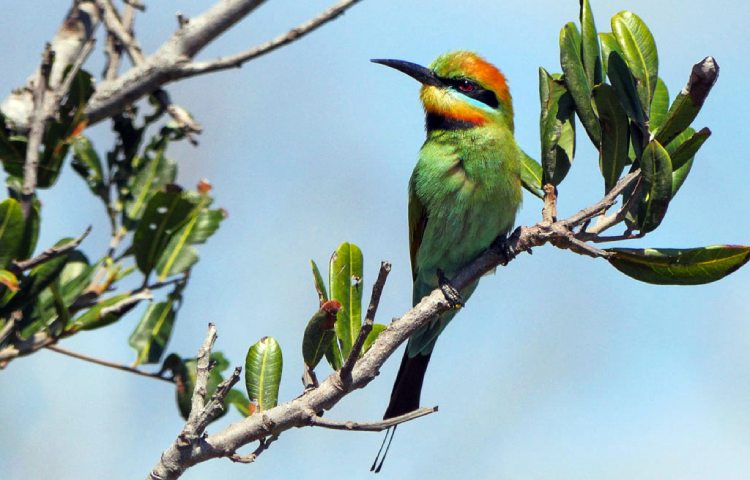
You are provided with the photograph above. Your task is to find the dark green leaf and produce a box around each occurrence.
[362,324,386,355]
[330,242,363,359]
[580,0,602,86]
[310,259,329,304]
[629,140,673,233]
[155,205,223,281]
[17,200,40,261]
[598,32,622,83]
[133,191,196,275]
[607,246,750,285]
[72,136,106,200]
[560,22,601,144]
[129,300,176,366]
[176,353,231,420]
[520,150,543,199]
[5,238,72,313]
[123,150,177,228]
[611,11,658,113]
[302,301,341,368]
[0,198,24,268]
[66,292,149,332]
[245,336,283,411]
[539,68,576,186]
[665,127,710,196]
[655,57,719,147]
[607,52,647,128]
[593,84,629,192]
[325,335,343,371]
[650,78,670,132]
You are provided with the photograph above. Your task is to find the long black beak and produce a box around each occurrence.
[371,59,443,87]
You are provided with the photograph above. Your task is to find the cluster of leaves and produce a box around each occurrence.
[0,71,225,380]
[519,1,750,285]
[183,242,386,426]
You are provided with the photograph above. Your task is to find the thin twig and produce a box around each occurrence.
[186,324,218,428]
[56,38,97,100]
[229,435,279,464]
[21,44,54,219]
[581,175,644,238]
[194,367,242,431]
[541,184,557,224]
[308,406,437,432]
[96,0,145,64]
[340,261,391,380]
[563,169,641,228]
[178,0,364,77]
[12,226,92,271]
[46,344,174,383]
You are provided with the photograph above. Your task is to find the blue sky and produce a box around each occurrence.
[2,1,750,479]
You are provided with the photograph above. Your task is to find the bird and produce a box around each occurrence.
[370,51,522,470]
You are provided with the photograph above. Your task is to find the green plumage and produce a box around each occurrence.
[373,51,522,421]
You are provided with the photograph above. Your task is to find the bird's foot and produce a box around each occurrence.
[437,269,463,309]
[492,227,529,266]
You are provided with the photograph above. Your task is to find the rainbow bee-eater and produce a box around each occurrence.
[370,51,522,469]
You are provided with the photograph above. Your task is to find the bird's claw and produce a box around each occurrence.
[492,227,527,265]
[437,269,463,309]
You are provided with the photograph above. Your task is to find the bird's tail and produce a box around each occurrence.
[384,349,432,419]
[371,351,432,473]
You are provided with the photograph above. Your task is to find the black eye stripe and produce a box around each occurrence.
[438,76,500,109]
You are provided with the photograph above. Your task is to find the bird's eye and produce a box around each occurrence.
[458,80,475,92]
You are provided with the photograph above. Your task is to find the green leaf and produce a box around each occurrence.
[539,68,576,186]
[580,0,602,86]
[245,336,283,411]
[607,246,750,285]
[72,136,106,200]
[17,200,40,261]
[606,51,647,128]
[611,11,658,113]
[175,352,232,420]
[362,324,386,355]
[665,127,710,197]
[310,259,329,304]
[155,205,224,281]
[598,33,621,83]
[133,190,196,275]
[0,198,25,268]
[650,78,670,132]
[5,239,72,313]
[22,251,94,337]
[593,84,629,192]
[0,112,26,173]
[560,22,601,145]
[302,300,341,368]
[330,242,363,359]
[520,150,543,199]
[123,150,178,228]
[66,292,149,332]
[325,336,343,371]
[225,389,252,417]
[655,57,719,147]
[129,299,177,366]
[629,140,673,233]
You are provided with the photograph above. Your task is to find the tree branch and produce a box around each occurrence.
[45,344,174,383]
[12,226,91,272]
[308,406,437,432]
[340,261,391,381]
[180,0,364,77]
[147,167,648,478]
[21,44,54,219]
